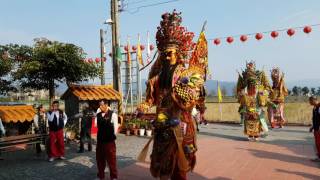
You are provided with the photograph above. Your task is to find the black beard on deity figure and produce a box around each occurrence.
[159,59,177,90]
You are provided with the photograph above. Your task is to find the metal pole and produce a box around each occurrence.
[111,0,123,115]
[100,29,105,85]
[137,53,142,104]
[130,58,133,113]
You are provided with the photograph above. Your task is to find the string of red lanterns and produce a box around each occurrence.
[123,44,154,52]
[83,57,107,64]
[212,24,317,45]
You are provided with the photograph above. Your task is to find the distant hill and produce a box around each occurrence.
[205,80,236,96]
[286,79,320,89]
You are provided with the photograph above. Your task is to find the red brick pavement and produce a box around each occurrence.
[119,137,320,180]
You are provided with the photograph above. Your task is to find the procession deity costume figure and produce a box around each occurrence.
[237,61,271,141]
[267,68,288,128]
[137,10,208,180]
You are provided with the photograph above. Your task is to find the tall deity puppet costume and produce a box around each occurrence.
[267,68,288,128]
[137,10,208,179]
[237,62,271,141]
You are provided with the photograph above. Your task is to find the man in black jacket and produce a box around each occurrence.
[309,96,320,162]
[72,102,95,153]
[96,104,118,180]
[33,104,47,154]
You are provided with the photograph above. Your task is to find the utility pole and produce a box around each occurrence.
[137,57,142,104]
[111,0,123,115]
[100,29,105,85]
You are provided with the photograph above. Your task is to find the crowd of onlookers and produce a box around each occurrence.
[0,100,119,180]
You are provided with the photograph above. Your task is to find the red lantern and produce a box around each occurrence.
[95,57,100,63]
[140,45,145,51]
[108,53,112,57]
[287,28,295,36]
[124,46,128,51]
[132,45,137,51]
[255,33,263,40]
[226,37,234,44]
[240,35,248,42]
[303,26,312,34]
[271,31,279,38]
[88,58,93,63]
[213,38,221,45]
[150,44,154,51]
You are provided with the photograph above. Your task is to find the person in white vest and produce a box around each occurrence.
[47,101,68,162]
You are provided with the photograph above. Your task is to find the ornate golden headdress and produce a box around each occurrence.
[156,9,195,58]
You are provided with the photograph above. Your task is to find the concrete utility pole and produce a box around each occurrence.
[111,0,123,115]
[137,58,142,104]
[100,29,105,85]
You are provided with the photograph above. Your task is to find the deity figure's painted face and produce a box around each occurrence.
[164,47,177,65]
[271,69,280,82]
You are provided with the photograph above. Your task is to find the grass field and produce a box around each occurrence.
[205,102,313,125]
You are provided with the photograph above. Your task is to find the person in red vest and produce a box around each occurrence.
[96,104,118,180]
[47,100,68,162]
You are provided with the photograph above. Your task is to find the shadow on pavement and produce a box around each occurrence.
[198,131,248,141]
[276,169,320,179]
[271,127,309,134]
[121,162,226,180]
[0,141,138,180]
[200,124,315,159]
[244,148,320,169]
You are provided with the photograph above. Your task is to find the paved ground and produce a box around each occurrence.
[0,124,319,180]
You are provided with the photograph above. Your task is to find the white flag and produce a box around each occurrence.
[146,31,151,64]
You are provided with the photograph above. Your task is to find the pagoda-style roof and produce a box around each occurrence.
[0,105,36,123]
[61,85,121,101]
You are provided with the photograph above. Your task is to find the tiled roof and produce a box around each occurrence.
[0,105,36,123]
[61,85,121,101]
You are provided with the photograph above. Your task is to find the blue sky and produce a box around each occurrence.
[1,0,320,82]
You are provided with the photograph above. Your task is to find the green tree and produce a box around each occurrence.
[311,87,316,95]
[14,38,100,103]
[301,86,310,96]
[287,89,292,96]
[0,44,32,95]
[292,86,302,96]
[317,87,320,96]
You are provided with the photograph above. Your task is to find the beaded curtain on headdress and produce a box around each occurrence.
[156,9,195,58]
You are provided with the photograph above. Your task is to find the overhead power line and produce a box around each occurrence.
[123,0,179,14]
